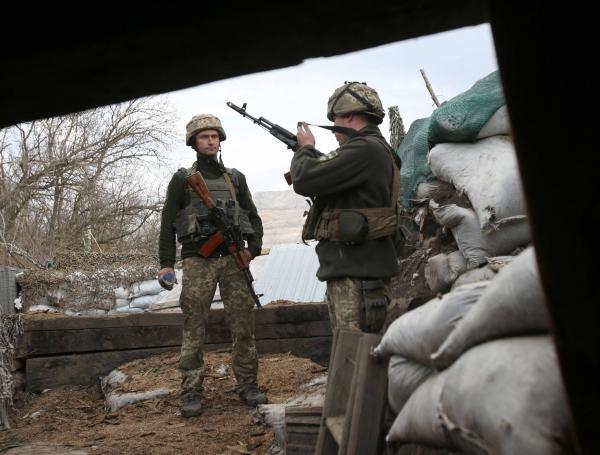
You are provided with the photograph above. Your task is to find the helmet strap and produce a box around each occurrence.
[330,81,377,118]
[218,146,226,172]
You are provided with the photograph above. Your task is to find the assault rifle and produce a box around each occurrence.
[187,171,262,308]
[226,101,298,185]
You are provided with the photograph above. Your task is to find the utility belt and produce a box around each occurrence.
[303,205,400,244]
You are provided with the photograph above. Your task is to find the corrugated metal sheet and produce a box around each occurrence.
[254,242,326,305]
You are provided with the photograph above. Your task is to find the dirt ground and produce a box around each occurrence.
[0,351,327,455]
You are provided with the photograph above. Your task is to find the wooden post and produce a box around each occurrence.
[420,69,441,108]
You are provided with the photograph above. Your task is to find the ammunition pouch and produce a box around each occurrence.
[359,279,388,333]
[301,199,324,242]
[338,210,369,244]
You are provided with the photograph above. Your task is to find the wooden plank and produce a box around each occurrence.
[23,303,328,331]
[24,336,332,392]
[19,325,184,357]
[321,329,361,417]
[26,346,178,392]
[18,319,331,357]
[256,336,332,366]
[346,333,388,455]
[315,328,362,455]
[325,416,345,445]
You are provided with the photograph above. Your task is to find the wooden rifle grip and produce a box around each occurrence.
[199,232,225,257]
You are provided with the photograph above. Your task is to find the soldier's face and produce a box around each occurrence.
[195,129,220,157]
[333,115,351,145]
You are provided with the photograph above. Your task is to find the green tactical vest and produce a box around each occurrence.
[174,165,254,244]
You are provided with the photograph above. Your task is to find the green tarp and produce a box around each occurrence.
[428,71,505,146]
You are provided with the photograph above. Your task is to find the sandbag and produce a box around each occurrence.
[451,264,497,290]
[372,281,488,364]
[415,179,444,200]
[428,71,505,146]
[129,280,164,298]
[431,247,548,369]
[114,286,129,300]
[396,117,434,209]
[477,105,511,138]
[430,201,530,268]
[425,251,468,293]
[428,135,527,231]
[130,294,160,309]
[387,356,433,415]
[386,372,449,448]
[438,336,575,455]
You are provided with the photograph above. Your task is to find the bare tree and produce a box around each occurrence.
[0,97,176,266]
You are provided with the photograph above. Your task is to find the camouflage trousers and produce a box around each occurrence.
[179,256,258,396]
[326,277,391,333]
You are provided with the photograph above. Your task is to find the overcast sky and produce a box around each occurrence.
[153,23,498,194]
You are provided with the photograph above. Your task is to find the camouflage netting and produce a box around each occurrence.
[16,252,159,313]
[1,314,22,429]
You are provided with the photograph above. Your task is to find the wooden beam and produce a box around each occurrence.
[19,320,331,357]
[24,336,332,392]
[18,304,331,358]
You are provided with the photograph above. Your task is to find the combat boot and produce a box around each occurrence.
[181,392,202,417]
[239,385,268,406]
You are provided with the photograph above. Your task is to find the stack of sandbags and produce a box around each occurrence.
[16,252,163,315]
[382,247,576,454]
[372,281,488,414]
[407,71,532,293]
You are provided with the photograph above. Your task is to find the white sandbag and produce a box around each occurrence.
[386,371,449,448]
[114,286,129,300]
[486,255,517,272]
[129,279,164,298]
[129,294,160,309]
[115,298,130,308]
[430,201,530,268]
[111,306,144,313]
[75,309,108,316]
[438,336,574,455]
[451,264,497,290]
[106,388,172,412]
[428,136,527,231]
[26,304,60,313]
[476,105,511,138]
[425,251,468,293]
[415,179,444,200]
[372,281,488,364]
[431,247,548,369]
[387,356,433,415]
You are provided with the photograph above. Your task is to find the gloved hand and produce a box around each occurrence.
[158,268,177,291]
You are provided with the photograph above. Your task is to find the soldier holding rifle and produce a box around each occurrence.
[158,114,267,418]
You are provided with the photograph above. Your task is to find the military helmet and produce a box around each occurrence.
[185,114,226,145]
[327,81,385,124]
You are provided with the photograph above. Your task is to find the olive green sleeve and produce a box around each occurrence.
[290,139,371,197]
[235,171,263,258]
[158,171,186,269]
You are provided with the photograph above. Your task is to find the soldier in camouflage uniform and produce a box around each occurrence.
[158,114,267,418]
[290,82,402,334]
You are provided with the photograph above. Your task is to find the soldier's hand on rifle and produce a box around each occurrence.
[158,267,178,291]
[242,249,254,264]
[296,121,315,147]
